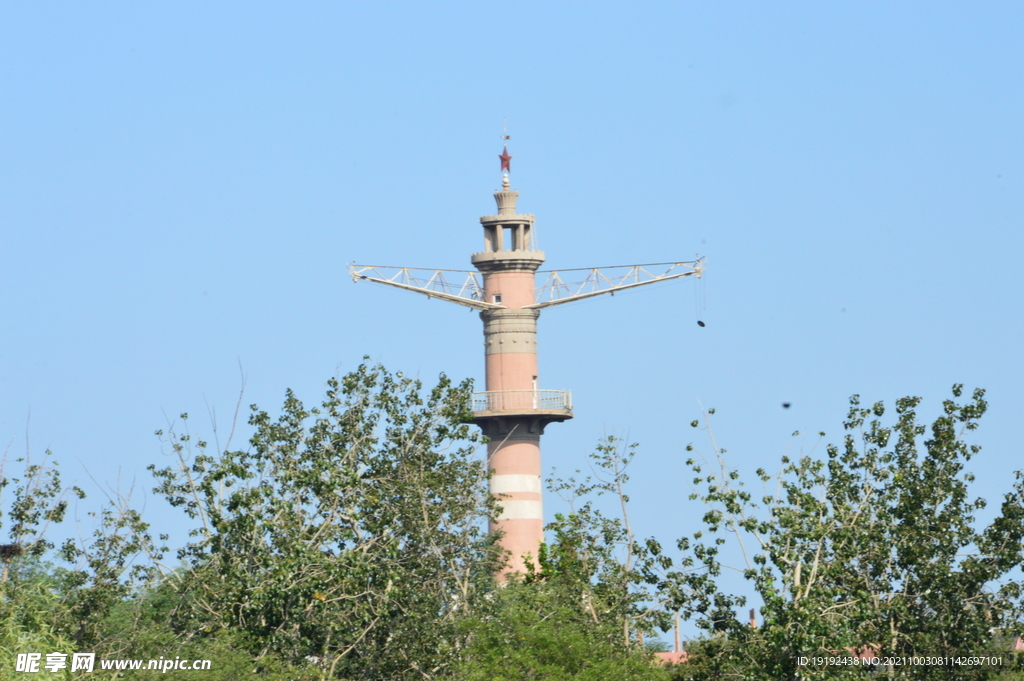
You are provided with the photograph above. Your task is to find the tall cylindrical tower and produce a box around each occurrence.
[351,149,702,578]
[470,173,571,576]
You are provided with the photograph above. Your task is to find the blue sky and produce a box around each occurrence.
[2,2,1022,637]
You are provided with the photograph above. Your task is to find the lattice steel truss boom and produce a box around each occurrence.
[349,264,499,310]
[527,259,704,309]
[349,258,704,310]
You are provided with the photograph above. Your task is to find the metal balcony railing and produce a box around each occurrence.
[471,390,573,413]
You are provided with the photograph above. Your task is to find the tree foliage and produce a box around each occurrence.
[681,386,1024,680]
[149,360,502,678]
[537,437,706,645]
[0,450,170,677]
[3,371,1023,680]
[453,578,669,681]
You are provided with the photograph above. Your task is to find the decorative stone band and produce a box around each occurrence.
[470,251,545,273]
[481,308,540,355]
[478,212,535,224]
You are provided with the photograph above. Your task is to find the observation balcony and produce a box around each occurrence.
[470,390,573,421]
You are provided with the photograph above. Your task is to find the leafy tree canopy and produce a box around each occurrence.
[149,359,503,678]
[680,386,1024,680]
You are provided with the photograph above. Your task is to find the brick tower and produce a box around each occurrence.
[351,146,702,576]
[469,166,572,575]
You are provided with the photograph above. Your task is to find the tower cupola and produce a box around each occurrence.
[472,168,544,273]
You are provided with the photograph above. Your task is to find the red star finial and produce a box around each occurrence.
[499,146,512,173]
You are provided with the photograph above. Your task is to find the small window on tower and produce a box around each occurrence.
[493,294,502,304]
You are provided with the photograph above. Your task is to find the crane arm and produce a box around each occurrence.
[349,264,505,311]
[525,259,703,310]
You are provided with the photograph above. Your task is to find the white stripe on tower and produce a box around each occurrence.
[494,499,543,520]
[490,474,543,495]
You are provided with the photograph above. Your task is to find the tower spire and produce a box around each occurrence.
[500,121,512,189]
[499,146,512,173]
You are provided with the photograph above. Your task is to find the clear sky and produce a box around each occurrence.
[2,2,1022,637]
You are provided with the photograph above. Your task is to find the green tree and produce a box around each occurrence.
[150,360,502,679]
[680,386,1024,680]
[450,437,708,680]
[0,452,82,678]
[0,451,82,577]
[538,437,686,645]
[451,578,670,681]
[53,488,166,656]
[0,448,172,679]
